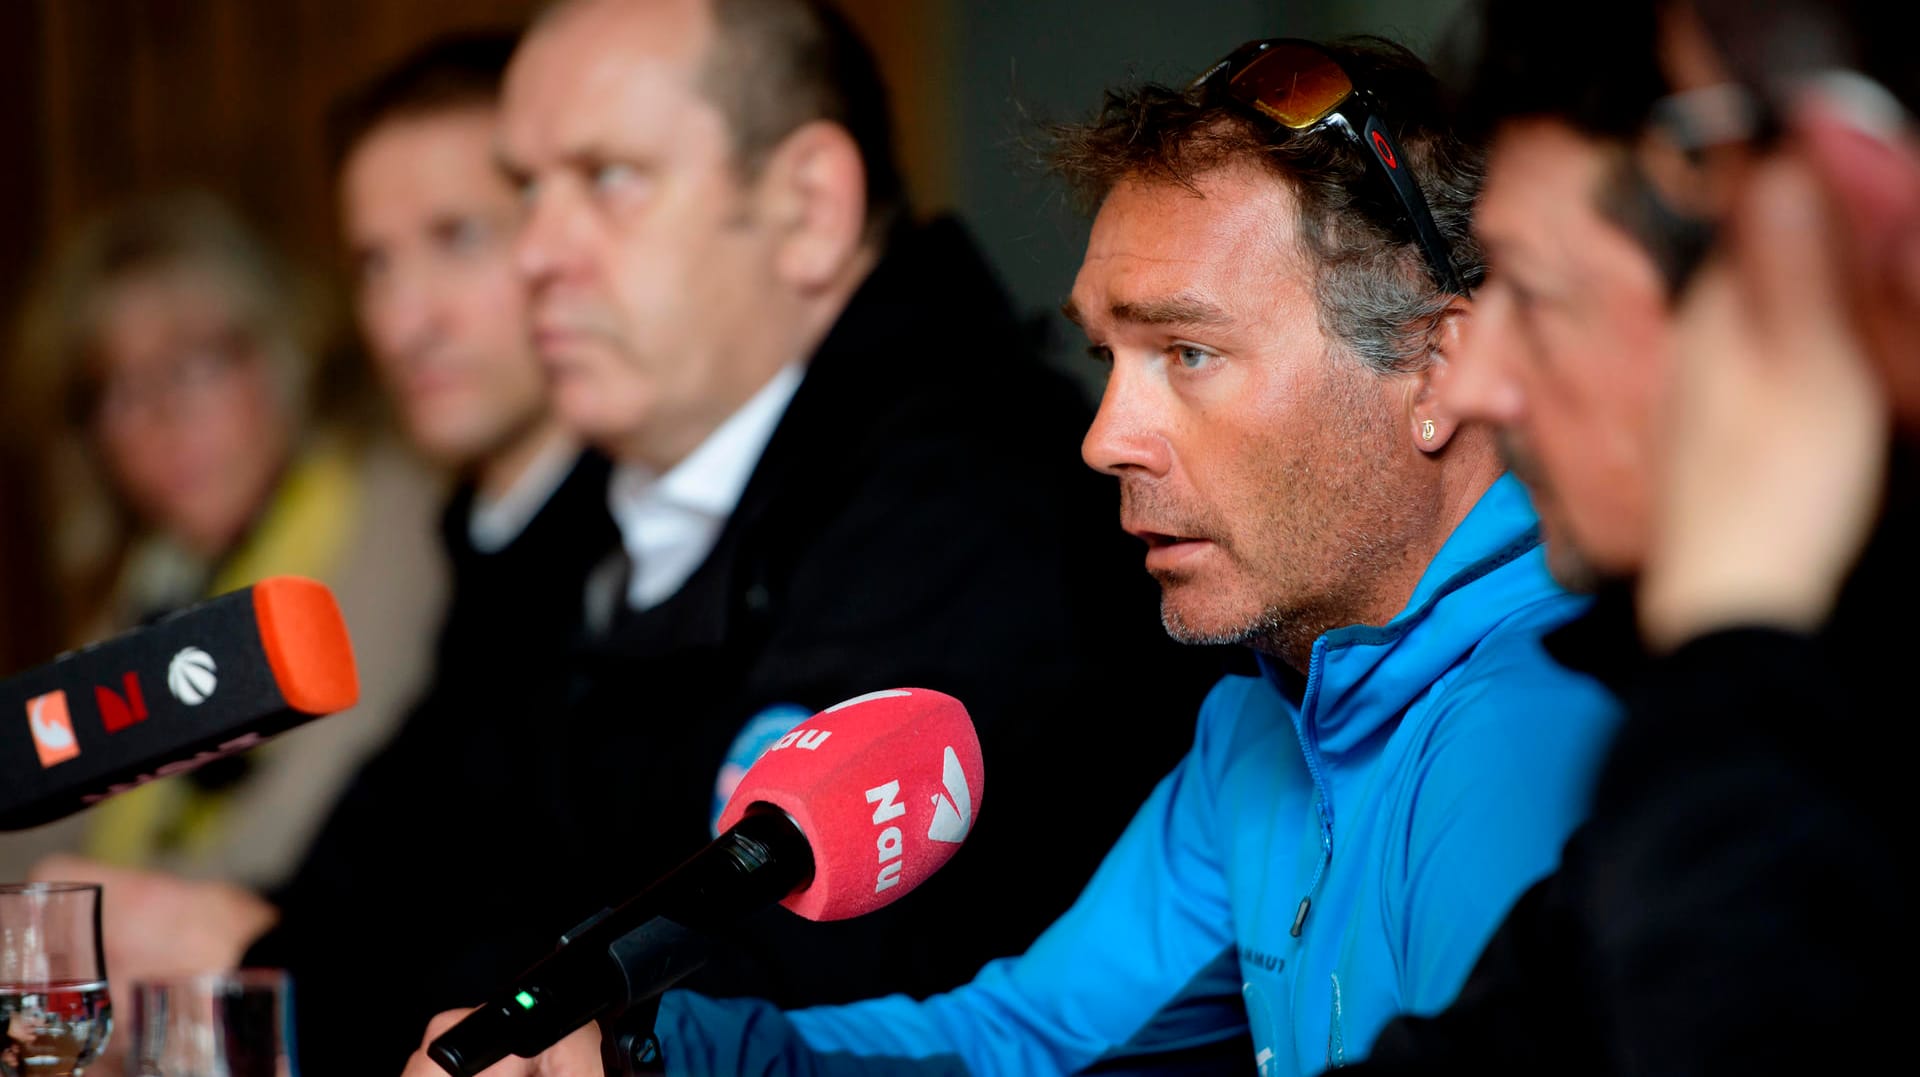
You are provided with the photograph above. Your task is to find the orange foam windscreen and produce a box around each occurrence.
[252,576,359,715]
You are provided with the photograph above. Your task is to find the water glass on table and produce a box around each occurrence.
[129,970,294,1077]
[1,882,112,1077]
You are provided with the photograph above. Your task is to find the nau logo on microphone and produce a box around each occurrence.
[927,746,972,844]
[167,647,218,706]
[768,727,832,752]
[866,778,909,893]
[863,745,975,894]
[25,690,81,768]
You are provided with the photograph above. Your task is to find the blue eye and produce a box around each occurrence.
[1173,346,1215,371]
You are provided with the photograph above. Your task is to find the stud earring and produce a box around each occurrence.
[1421,419,1436,442]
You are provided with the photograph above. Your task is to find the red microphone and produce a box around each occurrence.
[427,688,983,1077]
[714,687,983,921]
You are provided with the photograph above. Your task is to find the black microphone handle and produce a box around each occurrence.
[1,585,324,830]
[426,808,815,1077]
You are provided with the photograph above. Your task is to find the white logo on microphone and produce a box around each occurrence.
[167,647,218,706]
[822,688,913,713]
[28,697,74,750]
[927,746,972,844]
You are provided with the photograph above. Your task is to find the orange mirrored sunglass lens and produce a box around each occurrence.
[1228,44,1354,130]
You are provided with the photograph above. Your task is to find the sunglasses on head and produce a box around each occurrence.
[1189,39,1465,295]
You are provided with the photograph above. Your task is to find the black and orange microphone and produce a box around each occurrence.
[0,576,359,831]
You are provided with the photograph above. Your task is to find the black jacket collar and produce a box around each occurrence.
[588,218,1026,658]
[1542,581,1648,701]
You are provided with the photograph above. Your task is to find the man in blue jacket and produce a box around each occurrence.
[402,31,1619,1077]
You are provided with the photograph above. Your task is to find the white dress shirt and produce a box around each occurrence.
[608,363,806,611]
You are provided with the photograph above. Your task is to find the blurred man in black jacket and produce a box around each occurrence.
[1348,1,1915,1071]
[28,32,626,1076]
[330,33,618,730]
[245,29,626,1046]
[475,0,1216,1014]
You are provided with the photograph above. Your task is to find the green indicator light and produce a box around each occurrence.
[515,991,537,1010]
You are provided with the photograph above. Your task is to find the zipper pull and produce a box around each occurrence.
[1290,896,1311,937]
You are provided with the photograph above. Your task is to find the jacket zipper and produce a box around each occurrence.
[1289,638,1335,938]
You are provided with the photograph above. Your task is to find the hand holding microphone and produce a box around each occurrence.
[403,1015,604,1077]
[422,687,984,1077]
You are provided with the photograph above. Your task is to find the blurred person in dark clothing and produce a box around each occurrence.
[1423,28,1674,597]
[470,0,1215,1020]
[21,33,623,1077]
[335,32,616,684]
[254,35,625,1075]
[1349,1,1917,1072]
[1,190,444,891]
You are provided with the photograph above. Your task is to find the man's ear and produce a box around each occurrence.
[1409,296,1474,454]
[757,120,870,291]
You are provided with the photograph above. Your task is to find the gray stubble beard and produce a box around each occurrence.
[1158,590,1283,648]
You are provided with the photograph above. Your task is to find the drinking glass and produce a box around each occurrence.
[129,970,295,1077]
[0,883,112,1077]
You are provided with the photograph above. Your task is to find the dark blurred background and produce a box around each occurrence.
[0,0,1465,674]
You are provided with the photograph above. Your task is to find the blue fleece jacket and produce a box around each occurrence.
[653,475,1619,1075]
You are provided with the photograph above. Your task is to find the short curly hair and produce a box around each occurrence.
[1050,37,1485,376]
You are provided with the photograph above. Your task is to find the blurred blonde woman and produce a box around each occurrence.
[0,190,445,888]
